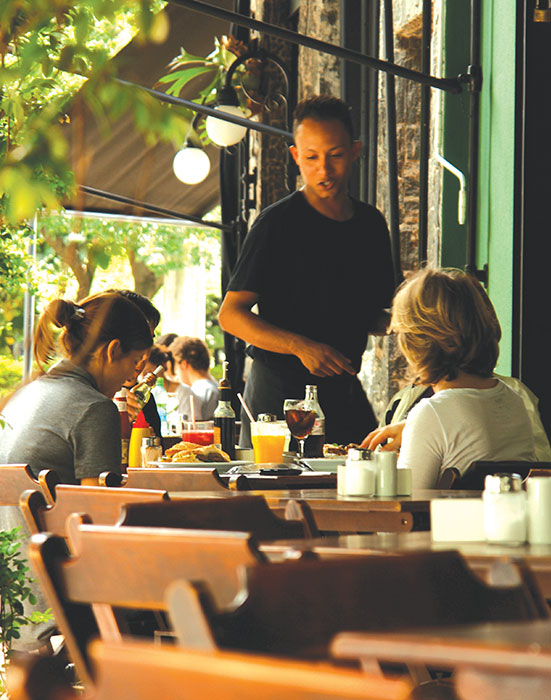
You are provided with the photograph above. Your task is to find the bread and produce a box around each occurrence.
[194,445,231,463]
[165,441,201,457]
[168,444,231,463]
[323,443,359,457]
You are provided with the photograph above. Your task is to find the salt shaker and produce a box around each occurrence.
[483,473,527,545]
[141,436,163,467]
[340,448,375,496]
[373,450,398,496]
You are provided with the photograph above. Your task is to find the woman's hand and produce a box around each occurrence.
[360,421,406,452]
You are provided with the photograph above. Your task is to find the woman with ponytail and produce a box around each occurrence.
[0,291,153,485]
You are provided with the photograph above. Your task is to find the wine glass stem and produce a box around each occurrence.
[298,439,305,458]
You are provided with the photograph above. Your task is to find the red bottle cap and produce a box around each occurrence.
[133,411,150,428]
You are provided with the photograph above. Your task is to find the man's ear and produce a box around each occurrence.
[352,140,362,161]
[289,144,299,164]
[106,339,123,363]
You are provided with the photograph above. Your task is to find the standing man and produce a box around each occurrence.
[219,95,395,447]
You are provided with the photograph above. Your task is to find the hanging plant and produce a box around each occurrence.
[157,35,264,145]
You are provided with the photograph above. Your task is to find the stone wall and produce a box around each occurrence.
[248,0,442,423]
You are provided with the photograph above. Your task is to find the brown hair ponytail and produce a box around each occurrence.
[34,292,153,373]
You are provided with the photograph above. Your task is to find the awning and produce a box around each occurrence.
[62,1,234,220]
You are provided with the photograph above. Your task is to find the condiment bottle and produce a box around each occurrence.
[373,450,398,496]
[141,437,163,467]
[132,365,164,408]
[303,385,325,457]
[113,388,132,472]
[128,412,152,468]
[483,473,527,545]
[213,361,235,460]
[341,448,375,496]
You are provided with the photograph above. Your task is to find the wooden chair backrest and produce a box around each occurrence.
[118,495,313,540]
[170,550,549,660]
[28,520,266,690]
[454,461,551,490]
[20,484,169,536]
[527,468,551,479]
[102,467,249,492]
[0,464,59,506]
[88,639,412,700]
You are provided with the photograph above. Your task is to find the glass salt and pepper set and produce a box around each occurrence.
[337,447,412,497]
[483,472,551,546]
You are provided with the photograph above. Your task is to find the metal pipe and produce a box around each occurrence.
[418,0,431,263]
[78,185,233,231]
[359,0,369,202]
[170,0,463,93]
[383,0,403,285]
[367,0,380,207]
[115,78,294,142]
[465,0,484,282]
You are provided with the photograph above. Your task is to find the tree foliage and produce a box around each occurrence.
[38,210,221,300]
[0,0,190,224]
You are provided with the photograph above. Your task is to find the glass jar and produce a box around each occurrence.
[340,448,375,496]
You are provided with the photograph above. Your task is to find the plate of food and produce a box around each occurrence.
[157,441,231,464]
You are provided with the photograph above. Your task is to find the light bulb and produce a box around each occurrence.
[172,146,211,184]
[205,105,248,147]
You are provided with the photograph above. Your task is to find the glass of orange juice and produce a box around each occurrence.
[251,414,288,463]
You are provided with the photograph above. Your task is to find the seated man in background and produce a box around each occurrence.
[366,267,536,489]
[169,336,218,420]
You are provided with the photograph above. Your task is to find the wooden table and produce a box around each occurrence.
[260,531,551,597]
[262,489,481,533]
[331,619,551,700]
[170,489,478,534]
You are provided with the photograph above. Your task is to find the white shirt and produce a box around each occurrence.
[191,377,219,420]
[398,379,536,489]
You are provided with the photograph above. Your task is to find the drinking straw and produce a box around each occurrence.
[190,395,196,429]
[237,392,255,423]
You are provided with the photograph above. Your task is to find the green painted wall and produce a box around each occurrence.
[441,0,517,374]
[478,0,517,375]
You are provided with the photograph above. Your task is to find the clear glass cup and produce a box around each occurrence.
[251,421,288,463]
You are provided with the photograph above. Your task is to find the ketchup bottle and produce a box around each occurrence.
[114,389,132,472]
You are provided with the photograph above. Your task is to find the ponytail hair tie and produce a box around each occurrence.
[72,305,85,320]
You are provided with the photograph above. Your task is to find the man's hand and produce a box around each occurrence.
[294,338,356,377]
[361,421,406,452]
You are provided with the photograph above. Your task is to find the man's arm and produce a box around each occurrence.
[218,290,355,378]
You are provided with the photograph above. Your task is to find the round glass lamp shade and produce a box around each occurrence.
[172,146,210,184]
[205,105,248,147]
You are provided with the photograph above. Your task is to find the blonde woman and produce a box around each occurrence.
[373,267,535,489]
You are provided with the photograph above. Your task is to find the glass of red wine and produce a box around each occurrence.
[283,399,316,459]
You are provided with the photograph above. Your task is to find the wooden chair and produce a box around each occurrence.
[28,519,269,691]
[0,464,59,506]
[168,550,549,661]
[6,639,412,700]
[118,494,319,539]
[447,461,551,490]
[20,484,169,537]
[100,467,250,492]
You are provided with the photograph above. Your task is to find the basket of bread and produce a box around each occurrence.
[161,441,231,463]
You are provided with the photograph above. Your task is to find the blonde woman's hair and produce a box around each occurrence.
[391,267,501,385]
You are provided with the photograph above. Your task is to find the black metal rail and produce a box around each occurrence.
[77,185,233,231]
[171,0,463,93]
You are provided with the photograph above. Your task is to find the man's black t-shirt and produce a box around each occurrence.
[228,190,395,375]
